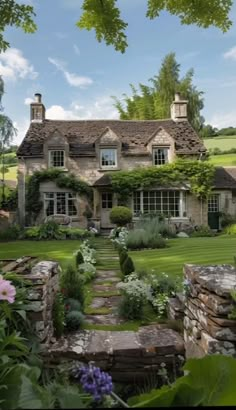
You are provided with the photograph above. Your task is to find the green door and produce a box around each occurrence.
[208,195,220,230]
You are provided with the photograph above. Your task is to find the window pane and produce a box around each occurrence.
[153,148,169,165]
[50,150,65,167]
[208,195,219,212]
[142,190,180,217]
[45,200,54,216]
[68,199,77,216]
[102,193,113,209]
[56,193,66,214]
[101,149,117,167]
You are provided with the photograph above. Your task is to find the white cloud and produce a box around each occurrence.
[48,57,93,88]
[46,96,119,120]
[209,110,236,129]
[73,44,80,56]
[223,46,236,61]
[24,97,34,105]
[0,48,38,81]
[13,119,29,145]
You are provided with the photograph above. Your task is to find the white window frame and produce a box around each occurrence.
[152,146,170,166]
[44,192,77,216]
[132,190,186,218]
[48,150,65,168]
[100,148,117,169]
[208,194,220,213]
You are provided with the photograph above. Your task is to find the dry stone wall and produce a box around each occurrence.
[183,264,236,358]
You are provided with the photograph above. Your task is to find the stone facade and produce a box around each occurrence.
[183,264,236,358]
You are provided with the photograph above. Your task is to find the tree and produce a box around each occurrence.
[0,0,233,53]
[199,124,218,139]
[0,77,17,205]
[113,53,204,131]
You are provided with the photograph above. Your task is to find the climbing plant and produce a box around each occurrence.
[110,159,215,201]
[26,169,92,218]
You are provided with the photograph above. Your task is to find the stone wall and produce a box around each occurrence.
[23,261,60,344]
[183,264,236,358]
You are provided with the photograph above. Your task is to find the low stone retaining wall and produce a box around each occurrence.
[184,264,236,358]
[23,261,60,344]
[43,325,185,383]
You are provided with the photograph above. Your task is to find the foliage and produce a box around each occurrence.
[190,225,214,237]
[224,224,236,235]
[228,290,236,320]
[0,225,21,241]
[65,310,84,331]
[37,220,61,240]
[77,0,232,53]
[122,256,135,276]
[128,355,236,407]
[126,216,170,250]
[199,123,217,139]
[113,53,204,131]
[60,265,85,307]
[110,226,128,249]
[26,168,92,219]
[79,240,96,264]
[64,298,81,313]
[52,292,65,338]
[24,225,89,241]
[79,262,97,283]
[119,249,128,272]
[75,250,84,268]
[109,206,133,226]
[110,159,215,202]
[0,188,18,211]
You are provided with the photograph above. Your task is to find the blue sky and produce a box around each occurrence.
[2,0,236,144]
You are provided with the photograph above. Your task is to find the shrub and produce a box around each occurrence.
[52,292,65,338]
[191,225,214,237]
[60,265,85,307]
[224,224,236,235]
[78,262,96,283]
[65,310,84,331]
[38,220,62,240]
[122,256,135,276]
[60,227,89,239]
[64,298,81,313]
[23,226,40,239]
[75,251,84,268]
[119,249,128,272]
[220,213,236,228]
[0,225,21,241]
[109,206,132,226]
[126,229,166,250]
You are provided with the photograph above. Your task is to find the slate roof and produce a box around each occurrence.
[213,167,236,189]
[17,119,206,157]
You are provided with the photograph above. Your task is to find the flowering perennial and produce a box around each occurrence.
[0,275,16,304]
[71,362,113,402]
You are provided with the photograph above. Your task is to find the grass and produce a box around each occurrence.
[4,165,17,181]
[208,154,236,166]
[131,236,236,279]
[204,136,236,150]
[0,240,81,269]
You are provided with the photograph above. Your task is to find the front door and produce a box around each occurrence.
[208,194,220,230]
[100,192,114,228]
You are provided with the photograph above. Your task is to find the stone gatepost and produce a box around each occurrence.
[22,261,60,345]
[183,264,236,358]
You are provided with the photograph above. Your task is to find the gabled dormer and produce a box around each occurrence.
[44,130,68,170]
[95,127,121,170]
[145,126,175,165]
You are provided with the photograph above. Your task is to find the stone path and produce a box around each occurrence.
[85,238,123,326]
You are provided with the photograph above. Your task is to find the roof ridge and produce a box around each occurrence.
[43,118,173,123]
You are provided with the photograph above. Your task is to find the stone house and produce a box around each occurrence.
[17,93,236,231]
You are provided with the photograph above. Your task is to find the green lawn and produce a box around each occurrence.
[131,236,236,279]
[0,240,81,269]
[204,136,236,150]
[208,154,236,166]
[5,165,17,181]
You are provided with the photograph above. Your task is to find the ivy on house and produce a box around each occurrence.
[26,169,92,218]
[110,160,215,201]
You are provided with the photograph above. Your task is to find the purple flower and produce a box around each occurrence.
[71,362,113,402]
[0,277,16,304]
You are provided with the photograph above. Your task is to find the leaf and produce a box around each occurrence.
[56,385,90,409]
[18,375,43,409]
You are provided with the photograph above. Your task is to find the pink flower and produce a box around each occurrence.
[0,279,16,304]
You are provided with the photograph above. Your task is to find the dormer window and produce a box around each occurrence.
[153,147,169,166]
[100,148,117,169]
[49,150,65,168]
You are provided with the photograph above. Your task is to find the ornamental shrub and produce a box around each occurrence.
[64,298,82,313]
[52,292,65,338]
[65,310,84,331]
[122,256,135,276]
[38,220,62,240]
[224,224,236,235]
[190,225,214,237]
[78,262,96,283]
[75,250,84,268]
[119,249,128,272]
[60,264,84,307]
[109,206,132,226]
[0,225,21,241]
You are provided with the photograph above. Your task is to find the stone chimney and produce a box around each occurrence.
[171,93,188,122]
[30,93,45,122]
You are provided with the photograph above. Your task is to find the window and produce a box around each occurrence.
[133,190,185,218]
[101,193,113,209]
[44,192,77,216]
[49,150,65,168]
[100,148,117,168]
[153,147,169,165]
[208,195,219,213]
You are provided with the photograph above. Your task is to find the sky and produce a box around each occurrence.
[2,0,236,144]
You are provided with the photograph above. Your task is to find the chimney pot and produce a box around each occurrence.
[34,93,42,103]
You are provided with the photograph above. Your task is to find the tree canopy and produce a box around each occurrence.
[113,53,204,131]
[0,0,233,53]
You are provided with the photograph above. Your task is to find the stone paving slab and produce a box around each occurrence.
[85,314,124,325]
[96,270,120,278]
[90,296,121,309]
[92,284,118,293]
[94,277,120,284]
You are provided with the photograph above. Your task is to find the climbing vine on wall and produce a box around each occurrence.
[26,169,92,217]
[110,160,215,201]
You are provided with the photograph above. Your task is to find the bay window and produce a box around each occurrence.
[133,190,186,218]
[44,192,77,216]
